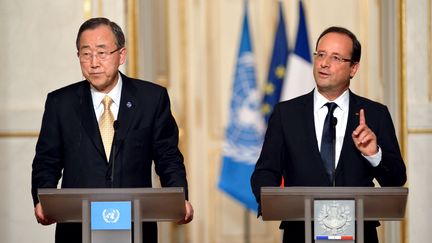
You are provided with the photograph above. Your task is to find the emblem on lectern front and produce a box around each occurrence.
[317,201,352,235]
[92,201,131,230]
[314,200,355,241]
[102,208,120,224]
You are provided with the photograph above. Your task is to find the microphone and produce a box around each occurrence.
[113,120,120,131]
[111,120,120,187]
[332,117,338,127]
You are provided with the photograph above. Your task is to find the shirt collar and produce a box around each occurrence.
[314,89,350,113]
[90,73,123,109]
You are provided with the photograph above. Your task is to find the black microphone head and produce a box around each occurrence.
[113,120,120,130]
[332,117,338,126]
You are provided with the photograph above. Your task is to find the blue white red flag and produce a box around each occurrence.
[280,0,315,101]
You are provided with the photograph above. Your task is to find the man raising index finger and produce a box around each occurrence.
[352,108,379,156]
[251,26,406,243]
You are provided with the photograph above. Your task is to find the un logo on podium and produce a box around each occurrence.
[91,201,131,230]
[102,208,120,224]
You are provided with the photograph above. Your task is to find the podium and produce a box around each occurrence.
[38,187,185,243]
[261,187,408,243]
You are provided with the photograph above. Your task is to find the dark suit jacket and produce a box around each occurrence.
[31,73,188,242]
[251,90,406,240]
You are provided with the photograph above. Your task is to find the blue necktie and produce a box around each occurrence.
[320,102,338,181]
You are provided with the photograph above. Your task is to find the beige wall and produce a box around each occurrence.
[0,1,82,242]
[0,0,431,243]
[406,0,432,242]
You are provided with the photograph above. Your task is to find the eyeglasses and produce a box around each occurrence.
[313,51,355,64]
[78,48,122,62]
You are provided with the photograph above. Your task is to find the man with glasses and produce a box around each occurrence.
[31,17,193,243]
[251,26,406,242]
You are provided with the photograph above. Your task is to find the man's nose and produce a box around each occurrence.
[90,55,100,67]
[320,57,330,68]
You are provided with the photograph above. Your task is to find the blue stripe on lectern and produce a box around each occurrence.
[91,201,131,230]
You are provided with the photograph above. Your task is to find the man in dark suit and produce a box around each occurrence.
[251,26,406,242]
[31,17,193,243]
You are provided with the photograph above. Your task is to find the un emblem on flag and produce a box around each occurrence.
[224,77,266,164]
[102,208,120,224]
[223,52,265,164]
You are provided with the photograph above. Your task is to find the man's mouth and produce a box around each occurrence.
[318,71,330,77]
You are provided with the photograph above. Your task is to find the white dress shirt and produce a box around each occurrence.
[313,89,381,168]
[90,73,122,121]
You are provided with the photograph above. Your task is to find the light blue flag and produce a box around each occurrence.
[218,3,265,212]
[262,1,289,123]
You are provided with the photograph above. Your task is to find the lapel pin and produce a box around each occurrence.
[126,101,132,108]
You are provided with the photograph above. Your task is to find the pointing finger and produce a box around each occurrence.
[359,109,366,125]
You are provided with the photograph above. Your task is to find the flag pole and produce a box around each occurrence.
[244,209,250,243]
[244,2,251,243]
[245,1,251,241]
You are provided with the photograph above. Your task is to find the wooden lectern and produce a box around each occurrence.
[261,187,408,243]
[38,187,185,243]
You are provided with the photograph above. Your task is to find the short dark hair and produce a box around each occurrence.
[315,26,361,63]
[76,17,125,50]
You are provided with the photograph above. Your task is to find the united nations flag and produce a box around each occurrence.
[218,2,265,212]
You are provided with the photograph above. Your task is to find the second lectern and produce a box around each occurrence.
[261,187,408,243]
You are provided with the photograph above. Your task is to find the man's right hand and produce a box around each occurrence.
[34,203,56,225]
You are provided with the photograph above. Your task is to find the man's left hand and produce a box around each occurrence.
[352,109,378,156]
[178,200,194,224]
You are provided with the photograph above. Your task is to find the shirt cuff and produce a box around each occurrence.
[362,146,382,167]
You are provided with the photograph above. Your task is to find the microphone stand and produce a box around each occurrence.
[111,120,120,188]
[331,117,338,187]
